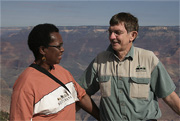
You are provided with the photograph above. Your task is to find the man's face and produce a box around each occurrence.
[108,23,133,53]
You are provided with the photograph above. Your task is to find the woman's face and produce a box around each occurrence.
[44,32,64,65]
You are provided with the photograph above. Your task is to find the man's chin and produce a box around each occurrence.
[112,46,120,51]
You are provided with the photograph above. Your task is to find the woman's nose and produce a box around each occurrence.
[60,47,64,53]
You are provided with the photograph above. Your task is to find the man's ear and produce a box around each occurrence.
[130,31,138,42]
[39,46,47,55]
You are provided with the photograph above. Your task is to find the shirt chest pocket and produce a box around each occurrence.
[130,77,150,100]
[99,77,111,97]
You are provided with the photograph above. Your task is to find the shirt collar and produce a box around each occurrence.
[107,44,134,60]
[126,44,134,60]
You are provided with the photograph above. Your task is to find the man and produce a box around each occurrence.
[78,12,180,120]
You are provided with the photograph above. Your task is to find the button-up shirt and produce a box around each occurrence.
[78,44,176,121]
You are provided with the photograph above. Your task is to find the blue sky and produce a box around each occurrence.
[1,0,179,27]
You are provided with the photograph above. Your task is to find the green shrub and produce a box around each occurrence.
[0,111,9,121]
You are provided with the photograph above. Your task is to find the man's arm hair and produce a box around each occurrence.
[163,91,180,115]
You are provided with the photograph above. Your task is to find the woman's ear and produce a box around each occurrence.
[39,46,47,55]
[130,31,138,42]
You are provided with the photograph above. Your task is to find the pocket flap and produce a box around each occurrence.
[130,77,150,84]
[99,76,110,82]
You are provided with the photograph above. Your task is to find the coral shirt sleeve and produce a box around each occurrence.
[69,72,86,101]
[10,90,34,121]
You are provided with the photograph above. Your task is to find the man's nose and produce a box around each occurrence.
[109,32,116,40]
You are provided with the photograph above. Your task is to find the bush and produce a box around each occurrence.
[0,111,9,121]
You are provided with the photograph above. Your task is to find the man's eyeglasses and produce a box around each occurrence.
[48,43,63,50]
[108,30,123,36]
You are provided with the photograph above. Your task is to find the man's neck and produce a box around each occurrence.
[116,44,132,61]
[116,51,128,61]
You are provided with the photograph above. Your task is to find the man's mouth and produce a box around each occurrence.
[111,40,120,45]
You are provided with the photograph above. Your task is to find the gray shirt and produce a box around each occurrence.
[78,45,176,121]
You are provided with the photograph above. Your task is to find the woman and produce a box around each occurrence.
[10,23,99,121]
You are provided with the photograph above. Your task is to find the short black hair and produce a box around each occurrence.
[109,12,139,33]
[28,23,59,59]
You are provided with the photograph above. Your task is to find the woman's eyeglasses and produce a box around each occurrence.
[48,43,63,50]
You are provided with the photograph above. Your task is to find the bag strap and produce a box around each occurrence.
[29,64,70,93]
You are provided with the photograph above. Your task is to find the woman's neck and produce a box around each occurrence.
[34,60,51,71]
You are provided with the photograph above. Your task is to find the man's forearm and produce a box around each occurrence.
[76,94,100,120]
[163,91,180,115]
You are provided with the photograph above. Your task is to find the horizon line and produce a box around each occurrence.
[1,25,179,28]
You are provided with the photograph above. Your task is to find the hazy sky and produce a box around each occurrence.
[1,0,179,27]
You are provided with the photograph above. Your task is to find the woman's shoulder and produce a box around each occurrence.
[12,67,40,91]
[53,64,71,75]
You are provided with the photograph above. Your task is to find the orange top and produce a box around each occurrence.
[10,64,86,121]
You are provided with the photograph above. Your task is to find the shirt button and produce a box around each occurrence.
[119,89,123,93]
[119,77,122,80]
[121,102,125,106]
[123,116,127,120]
